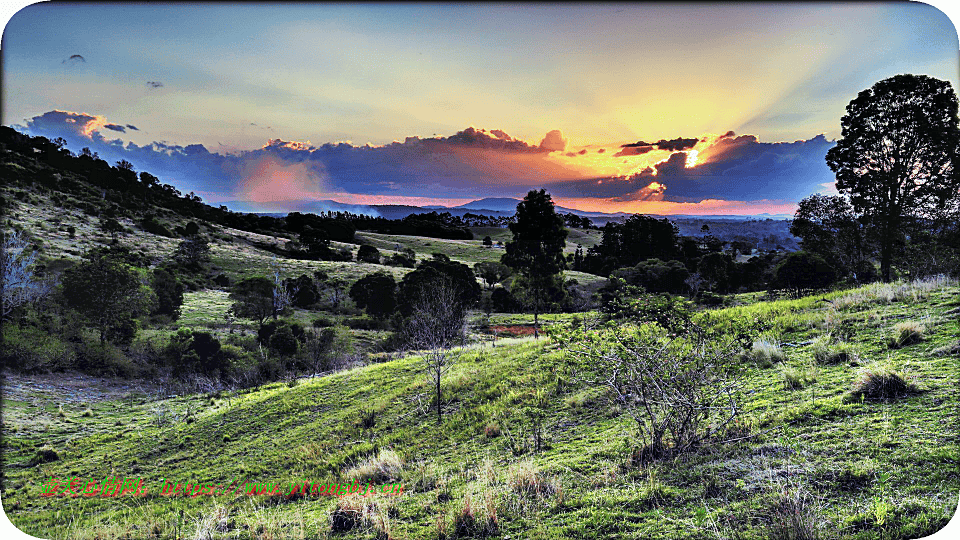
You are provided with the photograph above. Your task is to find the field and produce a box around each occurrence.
[4,277,958,539]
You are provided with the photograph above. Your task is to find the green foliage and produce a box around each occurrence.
[397,255,479,316]
[164,329,229,378]
[173,235,211,269]
[349,272,397,319]
[887,321,925,349]
[772,251,837,294]
[60,254,154,344]
[151,267,184,320]
[826,74,960,282]
[356,244,381,264]
[501,190,567,322]
[229,276,274,327]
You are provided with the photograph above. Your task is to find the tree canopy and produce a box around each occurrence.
[826,74,960,281]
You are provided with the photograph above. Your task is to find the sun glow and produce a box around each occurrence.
[685,149,700,167]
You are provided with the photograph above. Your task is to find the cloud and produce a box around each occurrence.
[146,81,164,89]
[653,137,698,151]
[16,109,837,212]
[125,124,139,131]
[613,144,654,157]
[103,124,126,133]
[62,54,85,65]
[539,129,568,152]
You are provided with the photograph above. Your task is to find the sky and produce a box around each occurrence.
[2,2,959,216]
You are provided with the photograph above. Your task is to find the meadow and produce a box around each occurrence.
[3,277,958,539]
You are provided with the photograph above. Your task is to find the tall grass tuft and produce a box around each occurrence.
[887,321,926,349]
[810,335,859,365]
[743,338,787,367]
[344,448,404,483]
[849,364,917,400]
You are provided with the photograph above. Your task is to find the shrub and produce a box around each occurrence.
[1,324,75,372]
[558,323,743,460]
[345,316,390,331]
[849,364,917,400]
[312,315,335,328]
[743,338,787,367]
[887,321,925,348]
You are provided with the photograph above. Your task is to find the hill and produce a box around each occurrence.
[4,278,958,538]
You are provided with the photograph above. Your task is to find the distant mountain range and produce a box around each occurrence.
[218,197,793,222]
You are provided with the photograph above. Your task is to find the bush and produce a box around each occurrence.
[312,315,335,328]
[779,364,817,390]
[849,364,917,400]
[1,324,75,372]
[557,324,742,460]
[887,321,925,348]
[345,316,390,331]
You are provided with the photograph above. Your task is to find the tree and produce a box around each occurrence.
[1,230,51,321]
[151,267,184,320]
[501,190,568,336]
[229,277,274,328]
[174,236,210,269]
[398,255,480,316]
[284,274,320,308]
[99,217,123,243]
[402,281,467,422]
[826,74,960,282]
[61,254,154,344]
[482,235,493,247]
[349,272,397,319]
[790,194,873,282]
[357,244,381,264]
[771,251,837,296]
[473,261,512,290]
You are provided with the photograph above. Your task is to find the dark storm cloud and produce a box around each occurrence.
[545,134,836,203]
[146,81,164,89]
[613,145,654,157]
[17,112,572,199]
[653,137,698,151]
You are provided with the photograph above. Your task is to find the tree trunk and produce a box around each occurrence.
[436,371,442,423]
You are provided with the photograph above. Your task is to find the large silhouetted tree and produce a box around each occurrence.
[826,74,960,282]
[501,190,567,336]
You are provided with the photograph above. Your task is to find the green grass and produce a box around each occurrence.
[4,279,959,539]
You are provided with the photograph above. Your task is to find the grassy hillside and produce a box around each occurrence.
[4,278,958,539]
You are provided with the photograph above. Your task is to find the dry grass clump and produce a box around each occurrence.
[849,364,917,400]
[764,483,824,540]
[329,495,392,537]
[483,423,501,438]
[450,492,499,539]
[743,338,787,367]
[886,321,926,349]
[810,336,859,365]
[344,449,404,483]
[507,460,557,498]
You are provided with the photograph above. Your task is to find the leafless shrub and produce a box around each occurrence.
[559,323,744,461]
[402,279,467,422]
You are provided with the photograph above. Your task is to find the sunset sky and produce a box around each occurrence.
[3,3,958,215]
